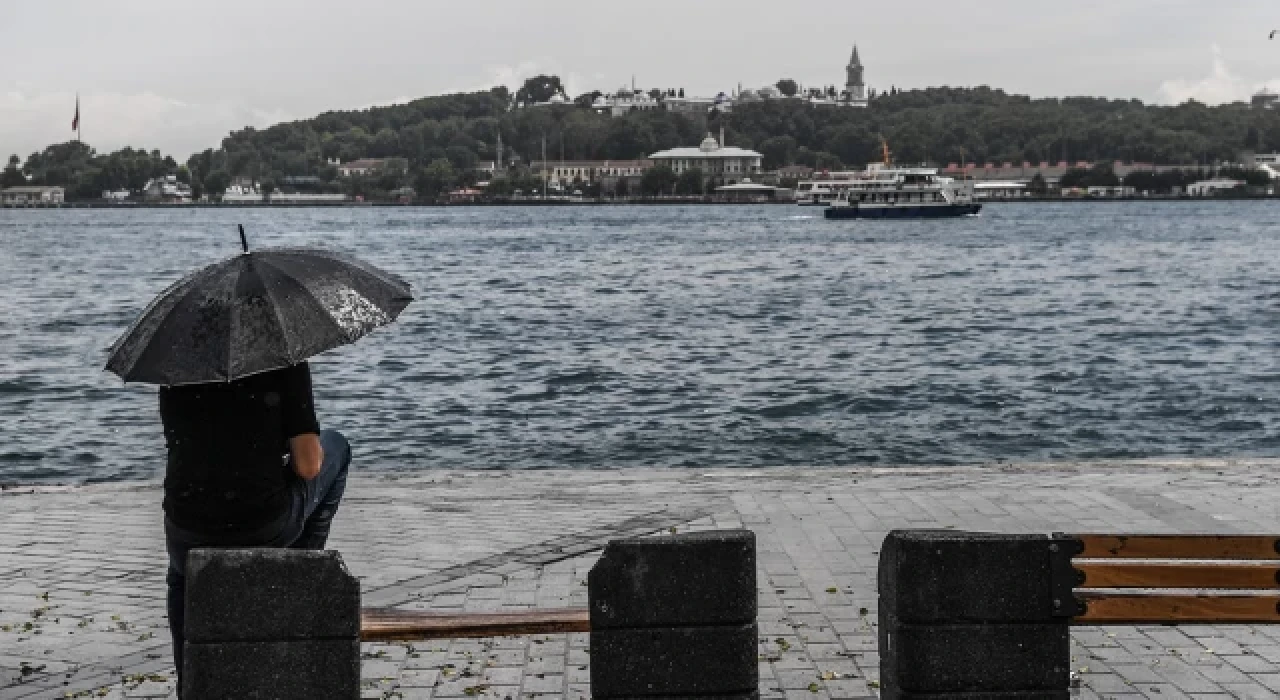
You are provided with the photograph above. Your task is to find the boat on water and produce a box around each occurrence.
[794,172,866,205]
[823,165,982,219]
[820,142,981,219]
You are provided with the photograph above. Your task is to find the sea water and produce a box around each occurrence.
[2,202,1278,483]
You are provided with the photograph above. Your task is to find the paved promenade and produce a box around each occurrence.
[5,460,1280,699]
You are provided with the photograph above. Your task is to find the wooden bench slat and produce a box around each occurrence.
[1074,592,1280,623]
[1076,562,1280,589]
[359,607,591,642]
[1074,535,1280,560]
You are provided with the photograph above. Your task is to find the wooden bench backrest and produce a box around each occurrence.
[1071,534,1280,624]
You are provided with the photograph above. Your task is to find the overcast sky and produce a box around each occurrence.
[3,0,1280,160]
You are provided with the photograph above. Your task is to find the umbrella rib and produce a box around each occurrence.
[225,260,246,381]
[251,256,301,366]
[276,247,411,294]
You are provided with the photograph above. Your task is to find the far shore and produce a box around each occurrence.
[5,195,1280,209]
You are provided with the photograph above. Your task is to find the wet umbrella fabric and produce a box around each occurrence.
[105,248,413,385]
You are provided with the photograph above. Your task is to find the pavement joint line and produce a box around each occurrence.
[6,465,1280,699]
[3,505,713,698]
[360,505,712,606]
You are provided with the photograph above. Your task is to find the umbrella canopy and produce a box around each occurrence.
[106,245,413,385]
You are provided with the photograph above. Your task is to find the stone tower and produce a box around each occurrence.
[845,45,865,101]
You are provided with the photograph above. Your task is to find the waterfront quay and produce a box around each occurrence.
[5,461,1280,699]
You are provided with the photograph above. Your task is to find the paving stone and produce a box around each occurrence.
[5,464,1280,698]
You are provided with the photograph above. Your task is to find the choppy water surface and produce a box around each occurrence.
[2,202,1279,483]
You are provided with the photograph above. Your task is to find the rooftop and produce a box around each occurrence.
[650,134,762,160]
[1,185,64,193]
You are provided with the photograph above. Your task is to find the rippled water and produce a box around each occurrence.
[2,202,1278,483]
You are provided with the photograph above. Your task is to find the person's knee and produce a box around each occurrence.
[320,429,352,470]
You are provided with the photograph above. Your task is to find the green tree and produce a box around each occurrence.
[759,136,797,170]
[203,170,231,199]
[613,176,630,198]
[415,158,456,198]
[2,154,24,187]
[1028,173,1048,195]
[640,165,677,195]
[775,79,799,97]
[515,75,564,105]
[676,167,705,195]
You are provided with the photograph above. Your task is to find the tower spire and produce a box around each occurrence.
[845,43,866,102]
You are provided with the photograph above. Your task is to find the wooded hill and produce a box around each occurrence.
[11,82,1280,199]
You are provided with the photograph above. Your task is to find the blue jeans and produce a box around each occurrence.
[165,429,351,686]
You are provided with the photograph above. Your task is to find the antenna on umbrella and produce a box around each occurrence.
[238,224,249,253]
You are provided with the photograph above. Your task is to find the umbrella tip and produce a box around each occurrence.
[238,224,249,254]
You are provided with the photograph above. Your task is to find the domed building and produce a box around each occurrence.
[648,132,763,182]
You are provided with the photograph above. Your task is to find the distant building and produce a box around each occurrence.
[649,133,762,181]
[806,45,869,108]
[1252,89,1279,109]
[448,187,485,203]
[663,91,733,114]
[527,91,571,108]
[0,186,64,206]
[270,193,349,203]
[974,181,1029,199]
[714,181,792,202]
[1187,179,1245,196]
[102,189,131,201]
[1086,185,1137,198]
[592,87,664,116]
[221,183,262,203]
[592,44,867,117]
[336,159,387,177]
[775,165,815,180]
[282,175,324,187]
[530,160,653,189]
[1241,152,1280,180]
[938,160,1197,186]
[142,176,193,203]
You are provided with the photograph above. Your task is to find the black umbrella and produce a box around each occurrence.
[106,226,413,385]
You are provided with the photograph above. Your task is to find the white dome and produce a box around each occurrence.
[548,92,567,104]
[699,133,720,152]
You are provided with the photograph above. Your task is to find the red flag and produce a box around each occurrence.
[71,95,79,132]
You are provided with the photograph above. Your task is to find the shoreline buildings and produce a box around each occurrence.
[585,44,870,117]
[649,132,763,181]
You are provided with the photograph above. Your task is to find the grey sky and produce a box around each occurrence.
[2,0,1278,159]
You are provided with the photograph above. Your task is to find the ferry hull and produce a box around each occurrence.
[823,203,982,219]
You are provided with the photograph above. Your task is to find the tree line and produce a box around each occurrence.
[9,79,1280,200]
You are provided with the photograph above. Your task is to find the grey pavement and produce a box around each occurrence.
[4,460,1280,699]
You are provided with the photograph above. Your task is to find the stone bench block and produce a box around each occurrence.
[183,639,360,700]
[185,548,360,642]
[590,624,759,698]
[589,529,756,629]
[884,692,1070,700]
[879,615,1068,692]
[878,529,1079,623]
[183,549,360,699]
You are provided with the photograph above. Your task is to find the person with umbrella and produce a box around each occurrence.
[106,227,412,691]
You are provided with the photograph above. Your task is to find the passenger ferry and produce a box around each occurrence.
[813,143,980,219]
[794,172,867,206]
[823,165,981,219]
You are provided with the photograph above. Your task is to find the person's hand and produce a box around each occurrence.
[289,433,324,480]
